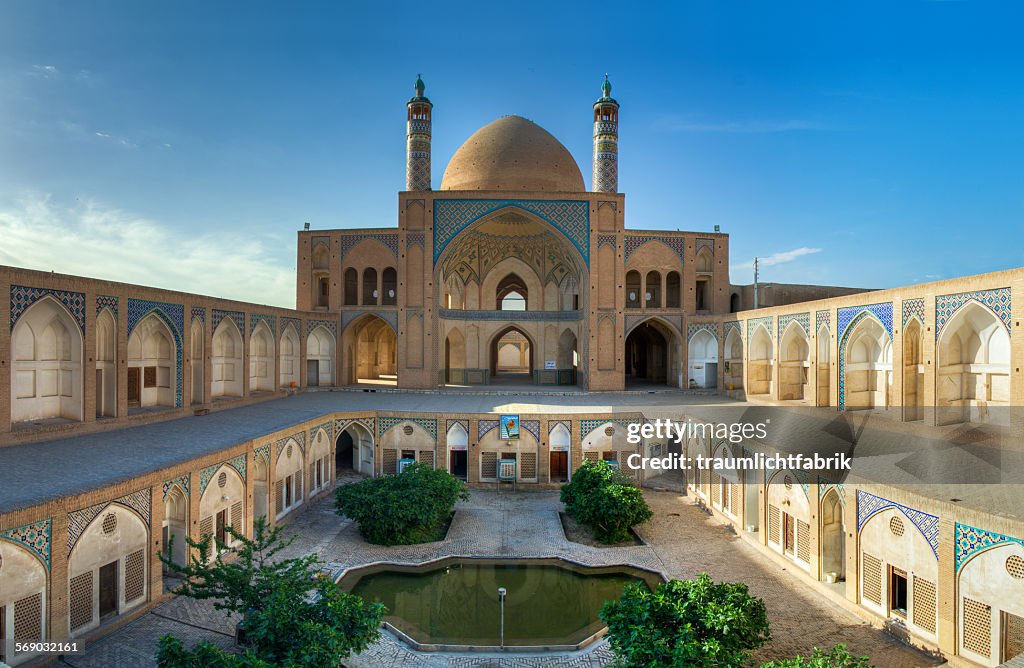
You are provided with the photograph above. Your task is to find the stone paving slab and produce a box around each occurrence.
[68,486,942,668]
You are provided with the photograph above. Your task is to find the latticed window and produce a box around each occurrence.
[383,449,398,475]
[69,571,94,631]
[962,597,991,657]
[296,470,303,501]
[583,451,599,464]
[275,480,284,513]
[13,592,43,644]
[481,452,498,479]
[520,452,537,479]
[861,553,882,606]
[912,575,936,634]
[767,504,781,546]
[199,516,213,541]
[230,502,243,538]
[1004,611,1024,662]
[124,549,146,602]
[797,520,811,563]
[729,482,741,518]
[418,450,434,468]
[711,473,722,506]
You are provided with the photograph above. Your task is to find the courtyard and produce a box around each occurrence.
[63,480,940,668]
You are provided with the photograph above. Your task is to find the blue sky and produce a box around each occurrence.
[1,1,1021,308]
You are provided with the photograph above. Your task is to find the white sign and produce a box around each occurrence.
[545,360,557,369]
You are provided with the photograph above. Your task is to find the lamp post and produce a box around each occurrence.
[498,587,506,647]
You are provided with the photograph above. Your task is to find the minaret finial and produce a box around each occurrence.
[414,73,425,98]
[601,73,612,98]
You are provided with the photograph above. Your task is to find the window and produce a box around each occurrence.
[317,277,329,307]
[382,268,397,305]
[696,279,709,311]
[344,268,358,305]
[285,475,293,507]
[144,366,157,388]
[401,449,415,460]
[890,567,908,618]
[625,271,641,308]
[362,268,378,305]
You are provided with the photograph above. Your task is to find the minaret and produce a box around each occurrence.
[406,74,433,191]
[592,74,619,193]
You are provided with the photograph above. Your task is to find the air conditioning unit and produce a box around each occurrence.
[605,459,620,469]
[498,459,516,481]
[398,458,416,474]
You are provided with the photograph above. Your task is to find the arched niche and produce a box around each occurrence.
[248,321,275,393]
[747,325,773,396]
[279,323,300,388]
[11,297,84,423]
[212,318,244,398]
[937,302,1010,426]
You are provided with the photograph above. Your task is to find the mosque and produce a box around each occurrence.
[0,76,1022,666]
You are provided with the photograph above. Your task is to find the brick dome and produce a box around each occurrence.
[440,116,585,192]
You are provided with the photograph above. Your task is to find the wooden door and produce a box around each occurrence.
[550,451,568,481]
[99,561,118,619]
[127,367,141,406]
[216,509,227,544]
[783,513,795,555]
[1003,611,1024,662]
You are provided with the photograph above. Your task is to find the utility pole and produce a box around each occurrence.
[753,257,759,309]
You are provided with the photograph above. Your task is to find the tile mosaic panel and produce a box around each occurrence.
[521,420,541,442]
[935,288,1011,340]
[580,418,641,442]
[623,235,685,264]
[687,322,718,342]
[955,522,1024,571]
[597,234,616,251]
[162,474,190,500]
[341,233,399,259]
[191,306,206,324]
[306,318,338,338]
[211,308,244,333]
[902,298,925,327]
[68,489,152,553]
[1,519,51,570]
[778,312,810,339]
[274,431,307,459]
[815,310,831,332]
[478,419,500,440]
[406,231,425,249]
[857,490,938,558]
[249,313,277,336]
[747,316,773,340]
[334,418,376,439]
[433,199,590,266]
[837,302,892,340]
[11,285,86,332]
[96,295,119,318]
[127,299,184,407]
[379,416,437,440]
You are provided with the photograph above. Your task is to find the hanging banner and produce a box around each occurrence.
[500,414,520,440]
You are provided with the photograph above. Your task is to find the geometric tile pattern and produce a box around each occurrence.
[955,522,1024,572]
[199,455,246,498]
[723,320,743,341]
[10,285,86,332]
[379,416,437,441]
[433,199,590,266]
[162,474,190,500]
[857,490,938,558]
[312,420,334,442]
[280,317,301,338]
[211,308,244,334]
[837,305,894,410]
[1,518,51,570]
[306,318,338,339]
[406,231,425,249]
[778,312,810,339]
[96,295,119,318]
[838,302,893,341]
[686,322,718,342]
[549,419,572,435]
[818,481,846,507]
[334,418,376,440]
[342,310,397,333]
[623,235,685,264]
[747,316,773,340]
[191,306,206,324]
[902,298,925,327]
[521,420,541,442]
[255,443,271,466]
[446,419,469,436]
[227,453,247,481]
[249,313,277,336]
[478,419,500,440]
[580,417,641,442]
[127,299,185,408]
[274,431,307,459]
[341,233,399,260]
[597,234,616,251]
[935,288,1011,341]
[68,489,152,554]
[815,310,831,332]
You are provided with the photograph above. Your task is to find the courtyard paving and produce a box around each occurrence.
[62,483,942,668]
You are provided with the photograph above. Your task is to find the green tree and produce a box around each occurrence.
[600,574,771,668]
[560,460,652,543]
[760,644,873,668]
[157,516,385,667]
[335,463,468,545]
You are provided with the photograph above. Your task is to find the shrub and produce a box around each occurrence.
[335,463,468,545]
[600,574,770,668]
[760,644,873,668]
[560,460,652,543]
[157,517,385,667]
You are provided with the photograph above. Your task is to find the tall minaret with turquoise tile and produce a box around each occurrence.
[406,75,432,191]
[592,74,619,193]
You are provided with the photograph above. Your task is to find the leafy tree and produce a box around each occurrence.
[335,463,468,545]
[600,574,770,668]
[157,516,385,667]
[560,460,652,543]
[760,644,873,668]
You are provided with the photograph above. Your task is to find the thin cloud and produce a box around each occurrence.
[30,64,59,78]
[733,247,823,272]
[659,115,833,133]
[0,193,296,308]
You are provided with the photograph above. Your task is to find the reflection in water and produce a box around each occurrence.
[342,559,656,646]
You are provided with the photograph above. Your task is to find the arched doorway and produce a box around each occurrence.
[490,326,533,383]
[842,314,891,410]
[817,325,831,406]
[556,328,578,385]
[444,328,466,385]
[820,489,845,581]
[163,485,188,573]
[279,323,300,388]
[212,318,243,398]
[779,321,810,401]
[625,319,675,387]
[306,325,336,387]
[248,321,275,393]
[96,309,117,417]
[496,273,528,311]
[336,422,374,477]
[446,422,469,480]
[724,327,744,391]
[336,430,355,472]
[11,297,84,424]
[347,315,396,385]
[128,313,176,410]
[747,324,773,396]
[903,318,924,421]
[937,302,1009,426]
[687,329,718,389]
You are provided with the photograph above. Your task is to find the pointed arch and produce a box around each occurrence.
[198,464,245,557]
[779,320,810,401]
[936,301,1010,426]
[11,296,84,423]
[190,318,205,405]
[279,321,300,388]
[816,324,831,407]
[343,315,394,385]
[95,308,117,417]
[127,312,176,409]
[903,318,924,421]
[336,421,374,477]
[306,325,337,387]
[249,321,275,393]
[724,327,744,391]
[841,311,891,410]
[490,325,534,378]
[687,329,718,389]
[747,324,773,396]
[444,328,466,385]
[212,318,244,398]
[820,487,845,579]
[626,317,681,387]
